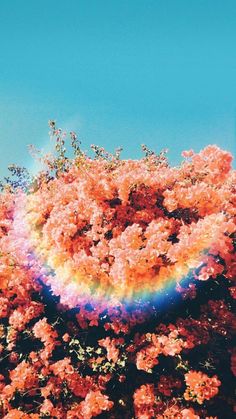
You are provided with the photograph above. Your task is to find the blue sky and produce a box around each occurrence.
[0,0,236,177]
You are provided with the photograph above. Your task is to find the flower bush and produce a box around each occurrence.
[0,122,235,418]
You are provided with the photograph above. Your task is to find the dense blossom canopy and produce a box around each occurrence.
[0,126,235,418]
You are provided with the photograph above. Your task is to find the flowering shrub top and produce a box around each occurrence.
[0,123,235,418]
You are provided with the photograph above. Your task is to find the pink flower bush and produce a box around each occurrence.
[0,123,235,417]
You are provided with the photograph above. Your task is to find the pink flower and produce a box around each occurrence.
[182,149,194,158]
[80,390,114,418]
[184,370,221,404]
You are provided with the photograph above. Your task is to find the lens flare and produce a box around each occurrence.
[9,189,224,314]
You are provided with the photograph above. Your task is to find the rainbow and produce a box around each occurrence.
[8,190,217,315]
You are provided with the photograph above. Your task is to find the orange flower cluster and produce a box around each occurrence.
[8,144,234,312]
[32,318,59,363]
[0,136,235,418]
[184,370,221,404]
[133,383,201,418]
[136,329,184,372]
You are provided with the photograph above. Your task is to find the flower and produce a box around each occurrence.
[79,390,114,418]
[184,370,221,404]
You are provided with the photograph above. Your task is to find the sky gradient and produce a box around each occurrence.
[0,0,236,177]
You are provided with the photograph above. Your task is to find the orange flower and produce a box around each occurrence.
[184,370,221,404]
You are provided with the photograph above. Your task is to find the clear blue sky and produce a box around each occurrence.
[0,0,236,177]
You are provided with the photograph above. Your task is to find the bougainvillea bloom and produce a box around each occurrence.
[184,370,221,404]
[0,126,235,418]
